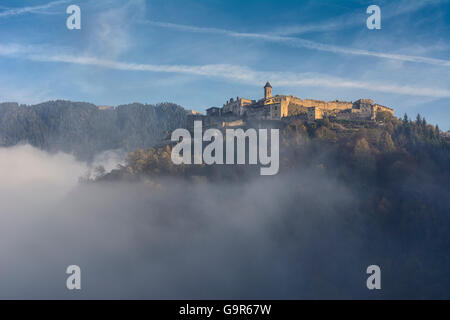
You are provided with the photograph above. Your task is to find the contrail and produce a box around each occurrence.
[0,0,69,18]
[1,42,449,98]
[144,20,450,68]
[27,50,450,99]
[271,0,450,36]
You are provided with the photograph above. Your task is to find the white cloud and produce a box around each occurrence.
[89,0,147,59]
[271,0,450,36]
[143,20,450,67]
[0,0,70,18]
[1,41,449,99]
[23,49,450,98]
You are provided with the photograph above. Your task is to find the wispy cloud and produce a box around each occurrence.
[1,43,448,99]
[89,0,146,59]
[271,0,450,36]
[144,20,450,68]
[0,0,69,18]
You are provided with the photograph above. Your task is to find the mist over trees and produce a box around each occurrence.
[0,101,187,161]
[0,100,449,298]
[92,113,450,298]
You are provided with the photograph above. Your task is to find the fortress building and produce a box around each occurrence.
[189,82,394,130]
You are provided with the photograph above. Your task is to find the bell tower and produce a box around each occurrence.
[264,82,272,99]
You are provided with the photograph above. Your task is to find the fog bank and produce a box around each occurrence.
[0,145,428,299]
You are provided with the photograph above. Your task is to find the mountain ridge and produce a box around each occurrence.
[0,100,188,161]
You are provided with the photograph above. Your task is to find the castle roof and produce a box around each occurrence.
[264,82,272,88]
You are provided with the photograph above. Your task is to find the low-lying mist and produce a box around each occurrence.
[0,145,445,299]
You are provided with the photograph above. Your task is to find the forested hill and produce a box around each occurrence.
[94,113,450,298]
[0,100,187,160]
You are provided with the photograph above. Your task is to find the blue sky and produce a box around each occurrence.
[0,0,449,128]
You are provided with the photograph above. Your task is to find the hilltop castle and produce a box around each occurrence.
[187,82,394,130]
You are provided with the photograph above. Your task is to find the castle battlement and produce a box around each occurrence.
[191,83,394,129]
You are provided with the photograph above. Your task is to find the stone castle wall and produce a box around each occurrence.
[223,97,253,116]
[197,83,395,126]
[284,96,353,112]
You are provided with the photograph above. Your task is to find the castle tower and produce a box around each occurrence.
[264,82,272,99]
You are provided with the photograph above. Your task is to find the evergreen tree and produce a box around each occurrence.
[403,113,408,125]
[379,131,396,153]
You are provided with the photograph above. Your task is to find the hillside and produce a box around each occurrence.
[99,113,449,181]
[92,114,450,298]
[0,100,188,161]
